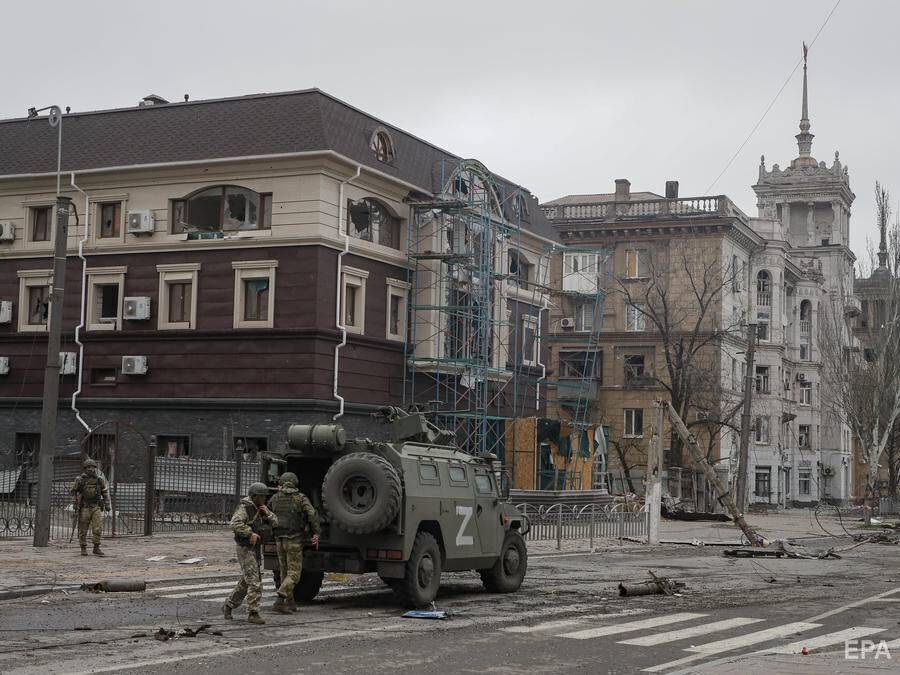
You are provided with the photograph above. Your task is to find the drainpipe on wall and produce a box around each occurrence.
[333,164,363,420]
[69,173,92,433]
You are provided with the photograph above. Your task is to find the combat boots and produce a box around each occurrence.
[92,544,105,557]
[286,596,299,613]
[80,545,87,556]
[222,603,233,620]
[247,611,265,625]
[272,596,292,615]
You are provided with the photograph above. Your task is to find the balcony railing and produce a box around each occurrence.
[799,320,811,334]
[757,292,771,307]
[556,379,599,401]
[542,195,747,223]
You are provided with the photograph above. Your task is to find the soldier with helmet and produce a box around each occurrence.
[223,482,278,625]
[70,458,110,557]
[268,472,320,614]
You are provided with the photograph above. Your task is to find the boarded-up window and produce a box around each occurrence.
[168,282,192,324]
[99,202,121,238]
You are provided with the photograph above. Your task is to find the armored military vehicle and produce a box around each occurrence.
[261,406,528,607]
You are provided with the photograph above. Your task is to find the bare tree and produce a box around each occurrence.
[616,241,744,468]
[820,182,900,523]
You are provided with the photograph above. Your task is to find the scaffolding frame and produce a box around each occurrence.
[404,159,549,458]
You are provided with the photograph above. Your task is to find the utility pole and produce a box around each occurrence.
[647,402,665,545]
[33,195,72,547]
[735,323,758,514]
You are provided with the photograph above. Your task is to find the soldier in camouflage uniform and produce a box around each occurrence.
[223,482,278,625]
[268,472,320,614]
[70,458,110,557]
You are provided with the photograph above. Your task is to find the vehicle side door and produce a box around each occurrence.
[443,461,481,560]
[472,467,501,556]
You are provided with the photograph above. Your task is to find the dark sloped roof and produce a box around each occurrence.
[0,89,558,241]
[542,191,664,206]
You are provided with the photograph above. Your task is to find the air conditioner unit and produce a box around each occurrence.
[60,352,77,375]
[123,296,151,320]
[0,222,14,242]
[796,373,806,382]
[560,317,575,329]
[122,355,148,375]
[0,300,11,324]
[0,357,8,375]
[126,210,154,234]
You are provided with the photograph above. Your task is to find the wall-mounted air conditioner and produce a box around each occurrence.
[560,317,575,329]
[0,222,14,242]
[796,373,806,382]
[60,352,77,375]
[0,357,8,375]
[126,210,154,234]
[122,355,148,375]
[0,301,11,324]
[123,297,151,320]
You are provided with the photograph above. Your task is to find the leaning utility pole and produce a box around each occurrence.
[735,323,758,514]
[33,195,72,547]
[647,403,665,545]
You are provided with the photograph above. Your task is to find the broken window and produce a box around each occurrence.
[559,350,601,379]
[624,249,648,278]
[347,198,400,250]
[14,433,40,466]
[370,130,395,163]
[624,355,645,382]
[757,321,769,341]
[754,416,770,444]
[234,436,267,461]
[798,424,810,449]
[507,250,531,288]
[755,366,770,394]
[90,368,117,386]
[98,202,121,238]
[170,186,269,234]
[28,285,49,325]
[243,278,269,322]
[31,206,51,242]
[94,283,119,323]
[158,435,190,458]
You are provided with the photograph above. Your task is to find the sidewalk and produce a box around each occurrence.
[0,510,870,599]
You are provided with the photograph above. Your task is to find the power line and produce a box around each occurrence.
[704,0,842,194]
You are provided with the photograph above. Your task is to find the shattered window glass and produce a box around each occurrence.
[177,186,263,233]
[347,198,400,250]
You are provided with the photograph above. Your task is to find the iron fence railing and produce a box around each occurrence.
[515,503,648,548]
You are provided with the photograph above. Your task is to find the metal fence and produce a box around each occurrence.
[515,503,649,548]
[879,497,900,515]
[0,452,261,539]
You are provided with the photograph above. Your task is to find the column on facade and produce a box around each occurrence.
[806,202,816,245]
[830,201,841,246]
[781,202,791,237]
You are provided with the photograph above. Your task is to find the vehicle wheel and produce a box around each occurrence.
[322,453,402,534]
[393,531,442,608]
[480,530,527,593]
[293,569,325,602]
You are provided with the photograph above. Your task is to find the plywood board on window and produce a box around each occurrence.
[505,417,536,490]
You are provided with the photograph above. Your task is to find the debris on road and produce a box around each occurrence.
[402,607,451,620]
[145,555,168,562]
[177,556,206,565]
[180,623,212,638]
[154,628,176,642]
[619,570,685,597]
[81,579,147,593]
[723,540,842,560]
[73,626,91,631]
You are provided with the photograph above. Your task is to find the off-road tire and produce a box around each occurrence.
[480,530,527,593]
[393,531,442,608]
[322,453,402,534]
[293,569,325,602]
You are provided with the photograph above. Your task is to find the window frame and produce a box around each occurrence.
[346,198,401,250]
[474,471,494,495]
[169,186,271,234]
[624,249,648,279]
[385,278,410,342]
[86,267,127,331]
[798,469,812,495]
[754,415,770,444]
[559,350,601,379]
[799,381,812,406]
[624,354,646,382]
[89,367,118,387]
[798,424,811,449]
[418,460,440,486]
[447,463,469,486]
[754,365,770,394]
[232,260,278,329]
[156,263,201,330]
[574,301,594,332]
[28,205,53,243]
[754,466,771,498]
[17,269,53,332]
[342,266,369,335]
[521,314,539,367]
[624,408,644,438]
[157,435,191,458]
[626,303,646,331]
[96,201,124,240]
[370,129,396,164]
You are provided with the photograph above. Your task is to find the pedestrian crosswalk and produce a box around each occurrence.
[151,576,355,604]
[499,611,899,672]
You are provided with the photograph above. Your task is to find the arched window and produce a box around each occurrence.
[756,270,771,307]
[347,197,400,249]
[800,299,812,322]
[447,162,502,217]
[171,186,271,234]
[370,129,395,163]
[511,193,529,219]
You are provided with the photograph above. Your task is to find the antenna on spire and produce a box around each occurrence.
[796,41,814,161]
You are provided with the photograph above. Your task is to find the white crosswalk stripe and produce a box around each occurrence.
[501,619,586,634]
[559,613,706,640]
[618,617,765,646]
[755,626,886,655]
[685,621,821,653]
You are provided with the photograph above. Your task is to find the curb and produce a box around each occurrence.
[0,584,81,601]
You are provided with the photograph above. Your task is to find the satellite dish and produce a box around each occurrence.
[47,106,62,127]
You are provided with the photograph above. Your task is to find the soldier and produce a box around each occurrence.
[70,458,110,557]
[267,472,320,614]
[223,482,277,625]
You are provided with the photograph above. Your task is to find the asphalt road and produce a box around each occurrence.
[2,541,899,674]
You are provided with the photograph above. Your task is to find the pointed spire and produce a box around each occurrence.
[878,206,889,270]
[795,42,815,162]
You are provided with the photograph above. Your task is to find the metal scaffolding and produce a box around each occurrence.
[404,159,548,457]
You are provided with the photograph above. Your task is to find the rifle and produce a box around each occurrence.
[68,497,80,544]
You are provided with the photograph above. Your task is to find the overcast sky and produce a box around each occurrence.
[5,0,896,261]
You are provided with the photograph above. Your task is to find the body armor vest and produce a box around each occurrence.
[269,491,305,537]
[78,474,102,505]
[234,503,272,546]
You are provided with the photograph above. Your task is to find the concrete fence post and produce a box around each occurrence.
[618,510,625,540]
[556,509,563,550]
[589,504,595,549]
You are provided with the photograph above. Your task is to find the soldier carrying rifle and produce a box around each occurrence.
[70,458,110,557]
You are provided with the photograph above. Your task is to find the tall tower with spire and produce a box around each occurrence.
[753,43,855,251]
